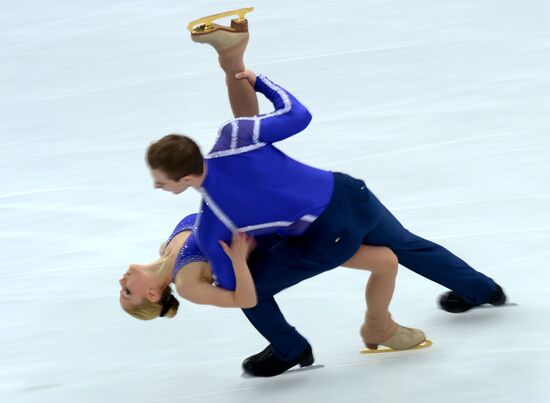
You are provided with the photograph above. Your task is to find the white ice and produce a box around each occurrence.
[1,0,549,402]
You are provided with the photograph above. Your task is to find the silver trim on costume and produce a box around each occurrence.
[258,75,292,118]
[205,142,267,159]
[194,200,203,232]
[237,221,293,232]
[252,117,260,143]
[199,188,237,232]
[230,120,238,149]
[301,214,317,222]
[236,214,318,233]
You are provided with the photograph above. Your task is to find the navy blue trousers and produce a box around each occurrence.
[243,172,497,361]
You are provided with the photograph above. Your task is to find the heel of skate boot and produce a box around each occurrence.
[299,345,314,368]
[299,354,314,367]
[230,19,248,32]
[188,7,254,33]
[487,284,507,306]
[366,343,379,350]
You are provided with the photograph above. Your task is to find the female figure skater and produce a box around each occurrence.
[119,213,425,350]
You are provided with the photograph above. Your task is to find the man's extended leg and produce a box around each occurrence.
[241,297,314,377]
[242,240,330,370]
[241,232,359,377]
[358,186,503,307]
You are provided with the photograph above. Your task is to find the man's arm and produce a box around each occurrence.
[234,71,313,144]
[201,238,238,291]
[208,73,311,157]
[195,210,239,290]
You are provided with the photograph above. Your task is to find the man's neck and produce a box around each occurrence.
[192,161,208,190]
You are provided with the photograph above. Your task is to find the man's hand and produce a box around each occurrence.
[234,69,257,87]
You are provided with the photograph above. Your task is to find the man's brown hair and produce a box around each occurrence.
[146,134,204,180]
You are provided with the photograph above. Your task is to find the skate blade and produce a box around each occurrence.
[187,7,254,33]
[359,339,433,354]
[478,302,519,309]
[241,364,325,378]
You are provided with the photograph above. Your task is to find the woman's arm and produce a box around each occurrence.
[176,233,258,308]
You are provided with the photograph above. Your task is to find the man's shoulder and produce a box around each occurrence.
[207,118,265,158]
[195,207,226,237]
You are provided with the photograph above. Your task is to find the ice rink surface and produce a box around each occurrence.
[1,0,549,402]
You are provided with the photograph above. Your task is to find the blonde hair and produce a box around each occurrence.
[124,285,180,321]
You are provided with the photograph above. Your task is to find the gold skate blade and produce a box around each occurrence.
[359,339,433,354]
[187,7,254,33]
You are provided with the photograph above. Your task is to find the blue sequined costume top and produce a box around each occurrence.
[165,213,208,280]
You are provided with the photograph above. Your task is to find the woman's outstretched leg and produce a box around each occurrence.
[342,245,426,349]
[218,37,259,118]
[191,18,259,118]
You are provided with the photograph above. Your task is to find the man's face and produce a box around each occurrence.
[150,169,190,194]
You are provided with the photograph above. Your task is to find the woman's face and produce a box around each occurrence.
[119,264,155,310]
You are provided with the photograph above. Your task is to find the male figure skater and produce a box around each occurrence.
[146,10,506,376]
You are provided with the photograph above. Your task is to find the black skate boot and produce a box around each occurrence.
[242,345,273,368]
[242,343,314,377]
[439,284,507,313]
